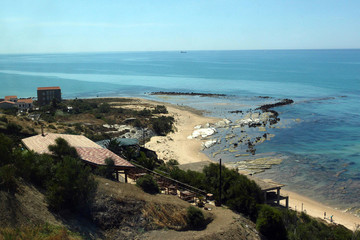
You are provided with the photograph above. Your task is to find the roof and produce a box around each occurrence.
[0,101,15,105]
[5,96,17,101]
[76,147,133,168]
[17,98,33,103]
[37,86,61,90]
[22,133,133,168]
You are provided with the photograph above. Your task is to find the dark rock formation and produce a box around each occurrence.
[149,91,226,97]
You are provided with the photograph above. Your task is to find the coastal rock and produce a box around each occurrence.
[202,139,217,148]
[214,119,232,128]
[188,127,217,139]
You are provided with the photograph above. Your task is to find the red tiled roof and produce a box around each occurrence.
[37,86,61,90]
[76,147,134,168]
[21,133,134,169]
[5,96,17,101]
[17,98,33,103]
[0,101,15,104]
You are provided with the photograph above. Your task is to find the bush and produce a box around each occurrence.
[136,174,159,194]
[256,205,287,240]
[46,156,97,212]
[152,105,168,114]
[95,158,115,180]
[136,151,157,170]
[48,137,79,160]
[0,116,8,123]
[0,134,14,166]
[151,116,174,136]
[99,103,111,113]
[186,206,205,230]
[6,122,23,134]
[0,164,17,191]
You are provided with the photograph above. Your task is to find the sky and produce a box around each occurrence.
[0,0,360,54]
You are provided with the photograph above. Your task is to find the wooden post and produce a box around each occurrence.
[125,170,128,183]
[116,170,119,181]
[277,188,280,205]
[264,191,267,203]
[219,158,222,206]
[286,197,289,208]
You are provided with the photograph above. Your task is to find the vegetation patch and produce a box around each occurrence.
[136,174,160,194]
[143,203,187,230]
[0,224,82,240]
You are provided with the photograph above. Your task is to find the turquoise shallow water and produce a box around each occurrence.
[0,50,359,209]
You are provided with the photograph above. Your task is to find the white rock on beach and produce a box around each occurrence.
[202,139,217,148]
[188,127,217,139]
[214,118,232,128]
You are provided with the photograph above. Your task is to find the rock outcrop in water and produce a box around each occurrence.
[256,99,294,112]
[149,91,226,97]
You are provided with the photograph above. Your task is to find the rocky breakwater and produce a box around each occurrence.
[149,91,226,97]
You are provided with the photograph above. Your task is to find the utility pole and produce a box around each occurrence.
[219,158,222,206]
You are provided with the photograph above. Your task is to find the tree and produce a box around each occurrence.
[48,138,79,160]
[46,156,97,212]
[95,158,115,180]
[256,205,287,240]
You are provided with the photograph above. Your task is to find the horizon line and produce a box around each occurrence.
[0,48,359,55]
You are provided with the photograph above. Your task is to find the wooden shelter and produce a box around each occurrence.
[248,176,289,208]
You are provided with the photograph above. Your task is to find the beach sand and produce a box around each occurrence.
[144,100,219,165]
[281,189,360,231]
[141,98,360,231]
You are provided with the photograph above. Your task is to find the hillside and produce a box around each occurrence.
[0,176,262,240]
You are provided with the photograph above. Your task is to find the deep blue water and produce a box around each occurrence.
[1,50,359,209]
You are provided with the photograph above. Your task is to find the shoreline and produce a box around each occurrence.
[139,97,360,231]
[142,98,220,164]
[281,188,360,231]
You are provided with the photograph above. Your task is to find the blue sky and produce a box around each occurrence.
[1,0,359,53]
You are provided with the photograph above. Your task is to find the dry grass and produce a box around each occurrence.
[143,203,187,230]
[0,224,82,240]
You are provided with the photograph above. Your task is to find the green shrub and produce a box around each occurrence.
[186,206,205,230]
[0,164,17,191]
[152,105,168,114]
[136,174,159,194]
[46,156,97,212]
[151,116,174,136]
[256,205,287,240]
[99,103,111,113]
[0,116,8,123]
[0,134,14,166]
[48,137,79,160]
[6,122,23,134]
[95,158,115,180]
[136,151,157,170]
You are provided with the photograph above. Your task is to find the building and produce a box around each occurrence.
[16,98,33,111]
[37,87,61,106]
[4,96,18,102]
[0,101,16,109]
[21,133,134,182]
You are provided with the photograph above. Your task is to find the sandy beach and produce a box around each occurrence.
[281,189,360,231]
[144,100,220,165]
[142,98,360,231]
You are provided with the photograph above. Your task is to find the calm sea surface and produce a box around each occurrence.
[1,50,359,210]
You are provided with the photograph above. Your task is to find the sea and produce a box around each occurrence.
[0,50,359,213]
